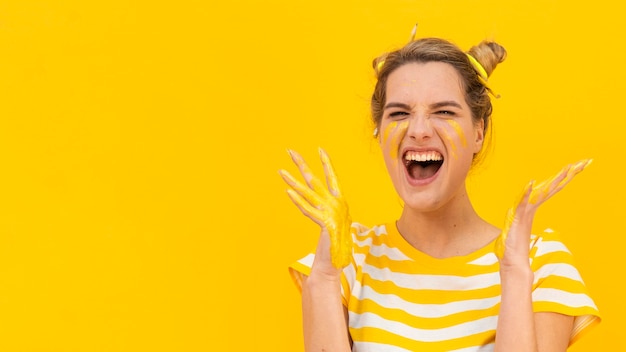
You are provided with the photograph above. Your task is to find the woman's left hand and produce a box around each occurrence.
[495,159,592,268]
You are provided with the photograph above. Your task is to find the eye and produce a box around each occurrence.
[432,110,459,119]
[388,111,409,119]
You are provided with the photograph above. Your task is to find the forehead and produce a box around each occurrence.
[385,62,466,104]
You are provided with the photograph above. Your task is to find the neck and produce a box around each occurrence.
[396,187,498,258]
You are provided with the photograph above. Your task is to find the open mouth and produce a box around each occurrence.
[403,150,444,180]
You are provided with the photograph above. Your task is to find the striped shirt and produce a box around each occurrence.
[290,223,600,351]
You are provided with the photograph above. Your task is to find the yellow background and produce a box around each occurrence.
[0,0,622,350]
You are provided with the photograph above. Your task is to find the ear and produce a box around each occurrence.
[473,118,485,153]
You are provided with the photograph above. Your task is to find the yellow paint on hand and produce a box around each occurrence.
[494,159,592,259]
[528,159,592,205]
[280,149,353,268]
[494,181,533,259]
[318,148,353,268]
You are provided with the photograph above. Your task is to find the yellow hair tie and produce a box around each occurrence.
[408,23,418,42]
[466,53,500,98]
[466,54,488,80]
[376,59,385,72]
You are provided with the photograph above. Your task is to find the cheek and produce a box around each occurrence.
[446,120,468,148]
[380,120,409,161]
[435,120,470,160]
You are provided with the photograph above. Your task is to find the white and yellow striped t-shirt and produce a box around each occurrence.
[290,223,600,351]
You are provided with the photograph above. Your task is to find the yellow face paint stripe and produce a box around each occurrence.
[388,120,409,161]
[439,127,458,160]
[446,120,467,148]
[381,121,397,146]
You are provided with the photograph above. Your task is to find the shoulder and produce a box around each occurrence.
[529,230,601,342]
[530,228,584,291]
[530,228,572,259]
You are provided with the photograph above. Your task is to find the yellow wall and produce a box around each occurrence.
[0,0,622,350]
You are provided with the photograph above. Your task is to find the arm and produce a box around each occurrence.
[498,267,574,351]
[280,148,352,351]
[302,228,351,351]
[494,160,590,352]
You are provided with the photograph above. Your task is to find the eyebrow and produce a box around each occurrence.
[383,102,412,110]
[430,100,463,110]
[384,100,463,111]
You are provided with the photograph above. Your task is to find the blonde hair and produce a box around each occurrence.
[371,38,507,166]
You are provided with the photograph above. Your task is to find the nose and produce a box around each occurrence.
[406,114,433,142]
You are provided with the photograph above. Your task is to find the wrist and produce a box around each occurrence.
[309,257,343,283]
[305,267,343,295]
[499,264,534,287]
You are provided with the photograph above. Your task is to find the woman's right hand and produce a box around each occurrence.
[279,148,353,272]
[282,148,354,351]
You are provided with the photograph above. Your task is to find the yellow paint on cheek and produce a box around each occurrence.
[381,121,397,146]
[388,120,409,160]
[439,127,458,160]
[380,120,408,174]
[446,120,467,148]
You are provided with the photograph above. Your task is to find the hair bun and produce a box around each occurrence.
[467,41,507,78]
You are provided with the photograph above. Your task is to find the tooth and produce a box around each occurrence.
[404,151,444,162]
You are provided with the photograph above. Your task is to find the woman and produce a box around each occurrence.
[279,32,600,351]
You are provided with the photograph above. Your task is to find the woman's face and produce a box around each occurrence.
[379,61,484,212]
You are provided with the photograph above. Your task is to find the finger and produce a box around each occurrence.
[556,159,591,190]
[279,169,325,208]
[319,147,342,197]
[528,167,564,204]
[529,159,591,205]
[288,149,328,194]
[286,189,325,227]
[505,180,534,231]
[551,165,579,195]
[529,163,573,205]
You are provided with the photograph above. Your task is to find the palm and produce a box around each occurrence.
[495,159,592,262]
[279,148,353,268]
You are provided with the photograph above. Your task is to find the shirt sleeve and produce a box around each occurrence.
[530,229,601,345]
[289,252,356,307]
[288,223,366,307]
